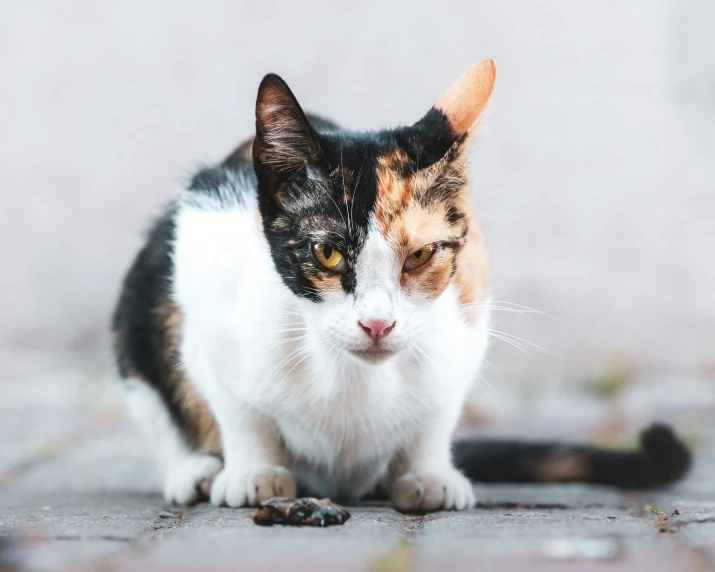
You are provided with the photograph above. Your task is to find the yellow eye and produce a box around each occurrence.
[403,246,435,272]
[312,243,348,273]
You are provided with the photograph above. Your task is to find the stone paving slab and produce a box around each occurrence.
[473,483,625,509]
[116,507,406,572]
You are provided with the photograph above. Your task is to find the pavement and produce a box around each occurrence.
[1,372,714,572]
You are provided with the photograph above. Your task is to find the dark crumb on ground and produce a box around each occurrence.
[249,497,351,527]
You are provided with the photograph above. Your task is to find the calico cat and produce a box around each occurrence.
[112,60,690,511]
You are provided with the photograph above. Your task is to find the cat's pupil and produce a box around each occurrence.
[323,245,333,259]
[414,250,423,259]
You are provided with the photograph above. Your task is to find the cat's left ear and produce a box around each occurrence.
[253,74,322,184]
[434,59,496,138]
[412,59,496,163]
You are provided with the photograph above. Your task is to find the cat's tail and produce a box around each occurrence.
[452,423,691,489]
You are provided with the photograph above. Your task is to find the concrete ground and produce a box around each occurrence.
[1,372,714,572]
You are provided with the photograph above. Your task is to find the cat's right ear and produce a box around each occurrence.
[253,74,322,189]
[410,59,496,166]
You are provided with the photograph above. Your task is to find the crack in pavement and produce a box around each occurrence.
[89,508,187,571]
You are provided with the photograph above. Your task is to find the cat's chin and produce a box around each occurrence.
[348,348,398,365]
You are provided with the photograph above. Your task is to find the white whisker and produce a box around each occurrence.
[489,329,555,356]
[488,331,531,355]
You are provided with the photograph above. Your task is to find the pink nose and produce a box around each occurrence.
[359,319,396,342]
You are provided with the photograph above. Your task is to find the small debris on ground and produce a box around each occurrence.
[646,502,661,516]
[646,502,686,532]
[158,511,177,519]
[249,497,350,527]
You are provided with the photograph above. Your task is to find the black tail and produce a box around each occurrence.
[453,423,691,489]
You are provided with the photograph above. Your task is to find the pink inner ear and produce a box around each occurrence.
[434,59,496,137]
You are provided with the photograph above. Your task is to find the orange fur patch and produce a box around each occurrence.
[155,302,221,454]
[534,452,591,482]
[305,270,345,297]
[435,59,496,138]
[454,212,490,326]
[374,152,490,308]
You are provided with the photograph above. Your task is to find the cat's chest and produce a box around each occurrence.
[268,359,438,469]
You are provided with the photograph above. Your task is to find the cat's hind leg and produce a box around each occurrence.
[123,378,222,505]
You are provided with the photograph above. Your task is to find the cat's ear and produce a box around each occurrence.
[412,59,496,164]
[434,59,496,138]
[253,74,322,182]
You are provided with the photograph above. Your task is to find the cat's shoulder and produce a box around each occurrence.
[181,160,257,213]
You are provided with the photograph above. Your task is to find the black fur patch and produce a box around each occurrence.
[445,206,465,226]
[112,207,210,450]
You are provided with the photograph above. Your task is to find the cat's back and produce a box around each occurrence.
[113,152,261,353]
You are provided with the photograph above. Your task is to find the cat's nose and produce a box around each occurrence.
[358,319,396,342]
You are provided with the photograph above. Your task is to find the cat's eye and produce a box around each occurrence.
[312,243,348,273]
[403,246,435,272]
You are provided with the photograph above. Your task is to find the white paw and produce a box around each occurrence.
[390,468,476,513]
[210,465,296,508]
[163,455,223,505]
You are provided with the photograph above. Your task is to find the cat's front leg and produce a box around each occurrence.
[207,396,296,508]
[386,412,475,513]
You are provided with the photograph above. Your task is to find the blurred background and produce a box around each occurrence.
[1,1,714,437]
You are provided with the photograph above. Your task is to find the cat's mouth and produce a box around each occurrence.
[348,348,398,365]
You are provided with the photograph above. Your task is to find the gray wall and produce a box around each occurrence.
[2,0,713,382]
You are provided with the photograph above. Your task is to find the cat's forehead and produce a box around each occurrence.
[312,128,468,244]
[317,119,452,172]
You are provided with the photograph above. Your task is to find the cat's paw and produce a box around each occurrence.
[390,468,476,513]
[164,455,223,505]
[209,465,296,508]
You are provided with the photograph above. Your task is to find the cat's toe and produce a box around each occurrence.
[163,455,223,505]
[248,466,296,504]
[210,465,296,508]
[390,469,475,513]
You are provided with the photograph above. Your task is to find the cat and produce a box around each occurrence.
[112,59,690,512]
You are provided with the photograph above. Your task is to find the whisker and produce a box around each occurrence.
[412,338,440,369]
[340,145,353,239]
[407,342,425,373]
[315,181,348,235]
[481,357,503,376]
[257,343,308,396]
[350,163,365,238]
[473,373,495,402]
[489,329,555,356]
[488,331,531,355]
[270,343,323,403]
[256,335,307,351]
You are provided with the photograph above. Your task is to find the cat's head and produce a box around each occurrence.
[253,60,496,365]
